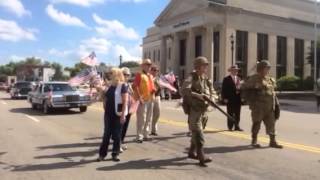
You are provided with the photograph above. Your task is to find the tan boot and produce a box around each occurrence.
[197,146,212,167]
[269,135,283,149]
[251,134,261,148]
[187,143,197,160]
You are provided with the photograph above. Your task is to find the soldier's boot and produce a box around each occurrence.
[269,135,283,149]
[251,134,261,148]
[187,143,197,160]
[197,146,212,167]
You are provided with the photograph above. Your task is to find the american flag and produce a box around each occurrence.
[69,67,99,86]
[81,52,98,67]
[160,74,177,92]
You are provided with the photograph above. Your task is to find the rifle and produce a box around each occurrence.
[203,95,236,122]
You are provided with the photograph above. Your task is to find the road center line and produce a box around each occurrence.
[25,115,40,123]
[89,106,320,154]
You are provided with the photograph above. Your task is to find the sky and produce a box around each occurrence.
[0,0,169,67]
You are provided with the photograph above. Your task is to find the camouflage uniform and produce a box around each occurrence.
[181,57,217,166]
[241,60,283,148]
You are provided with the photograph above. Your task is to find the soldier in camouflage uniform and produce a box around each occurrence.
[181,56,217,167]
[241,60,283,149]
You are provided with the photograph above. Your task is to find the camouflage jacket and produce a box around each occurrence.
[241,74,277,109]
[181,72,218,113]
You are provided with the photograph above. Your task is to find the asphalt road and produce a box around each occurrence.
[0,91,319,180]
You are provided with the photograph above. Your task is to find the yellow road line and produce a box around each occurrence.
[89,106,320,154]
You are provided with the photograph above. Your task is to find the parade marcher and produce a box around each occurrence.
[150,65,161,136]
[221,65,243,131]
[133,59,155,143]
[120,67,134,151]
[241,60,283,149]
[97,68,129,162]
[181,56,217,167]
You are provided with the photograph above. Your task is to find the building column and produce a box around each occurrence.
[187,29,195,75]
[224,28,236,78]
[304,40,312,79]
[248,32,257,76]
[269,35,277,78]
[287,37,295,76]
[205,25,214,80]
[160,37,167,74]
[173,33,180,75]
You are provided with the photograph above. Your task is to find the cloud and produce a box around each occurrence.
[113,44,141,61]
[93,13,139,40]
[0,19,37,42]
[48,48,73,57]
[78,37,112,57]
[0,0,31,17]
[46,4,87,27]
[50,0,149,7]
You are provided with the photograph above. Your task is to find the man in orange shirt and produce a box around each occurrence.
[133,59,155,143]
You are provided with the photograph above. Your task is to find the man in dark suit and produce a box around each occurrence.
[221,65,243,131]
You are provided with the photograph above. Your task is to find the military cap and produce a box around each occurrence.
[194,56,209,68]
[257,60,271,70]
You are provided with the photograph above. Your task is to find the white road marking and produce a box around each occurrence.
[25,115,40,123]
[1,100,7,105]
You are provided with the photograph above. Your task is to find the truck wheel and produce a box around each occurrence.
[80,106,87,113]
[31,102,37,110]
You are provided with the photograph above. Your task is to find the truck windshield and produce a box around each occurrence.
[44,84,74,92]
[16,82,31,88]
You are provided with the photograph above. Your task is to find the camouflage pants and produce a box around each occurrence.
[251,107,276,136]
[188,109,208,147]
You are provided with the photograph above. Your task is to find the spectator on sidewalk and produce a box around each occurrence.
[97,68,129,162]
[133,59,155,143]
[120,67,134,151]
[150,65,161,136]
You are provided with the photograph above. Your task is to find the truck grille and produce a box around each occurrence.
[19,88,31,95]
[66,95,79,102]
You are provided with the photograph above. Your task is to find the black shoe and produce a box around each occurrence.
[150,132,158,136]
[228,128,233,131]
[234,127,244,131]
[112,156,120,162]
[135,139,143,143]
[96,156,105,162]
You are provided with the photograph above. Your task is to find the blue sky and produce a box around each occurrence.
[0,0,169,67]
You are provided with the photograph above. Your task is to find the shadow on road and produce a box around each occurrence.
[96,156,193,171]
[280,102,320,114]
[9,107,81,116]
[37,142,100,150]
[34,149,98,160]
[11,159,97,172]
[205,145,267,154]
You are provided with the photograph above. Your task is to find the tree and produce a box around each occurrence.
[51,62,68,81]
[120,61,140,68]
[307,41,320,79]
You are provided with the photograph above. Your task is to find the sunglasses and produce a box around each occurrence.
[124,74,130,76]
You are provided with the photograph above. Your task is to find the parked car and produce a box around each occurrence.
[10,81,32,99]
[28,82,91,114]
[0,82,8,91]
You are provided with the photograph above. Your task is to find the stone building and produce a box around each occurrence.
[142,0,319,82]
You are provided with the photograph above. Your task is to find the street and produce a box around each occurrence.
[0,91,319,180]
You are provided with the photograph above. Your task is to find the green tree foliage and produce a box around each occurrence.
[120,61,140,68]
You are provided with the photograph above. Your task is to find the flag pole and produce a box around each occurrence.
[314,0,318,91]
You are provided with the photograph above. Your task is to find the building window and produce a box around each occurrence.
[236,30,248,78]
[158,50,161,62]
[257,33,269,61]
[294,39,304,79]
[179,39,186,66]
[148,52,151,59]
[168,47,171,60]
[195,35,202,57]
[276,36,287,79]
[213,31,220,82]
